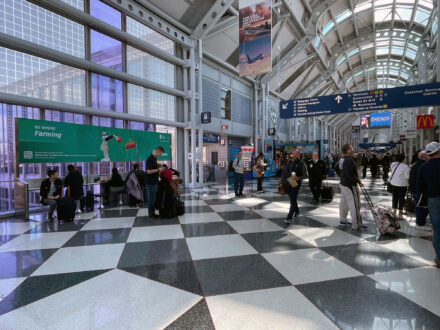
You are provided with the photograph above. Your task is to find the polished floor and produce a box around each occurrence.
[0,177,439,329]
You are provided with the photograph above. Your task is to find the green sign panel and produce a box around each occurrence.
[17,118,171,164]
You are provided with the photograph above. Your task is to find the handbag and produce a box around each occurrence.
[277,182,287,194]
[287,176,298,188]
[386,163,401,193]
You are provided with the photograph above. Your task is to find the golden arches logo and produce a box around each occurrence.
[417,115,434,129]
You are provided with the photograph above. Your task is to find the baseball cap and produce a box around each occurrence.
[424,142,440,156]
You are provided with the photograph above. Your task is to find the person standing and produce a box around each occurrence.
[64,165,84,213]
[109,167,124,206]
[389,154,410,219]
[40,170,63,221]
[233,151,245,197]
[417,142,440,268]
[339,144,366,230]
[146,146,164,218]
[370,154,379,178]
[282,149,306,223]
[254,152,268,194]
[382,153,391,185]
[307,152,326,203]
[409,151,430,230]
[362,154,368,178]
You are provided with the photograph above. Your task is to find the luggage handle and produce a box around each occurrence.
[360,185,374,208]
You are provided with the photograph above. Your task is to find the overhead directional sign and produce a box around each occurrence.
[280,82,440,119]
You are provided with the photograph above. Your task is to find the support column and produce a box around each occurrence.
[197,39,203,185]
[183,47,190,186]
[189,46,197,187]
[253,83,259,153]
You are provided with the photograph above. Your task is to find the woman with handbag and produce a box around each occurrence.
[388,154,410,219]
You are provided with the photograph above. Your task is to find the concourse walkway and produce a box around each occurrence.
[0,178,439,329]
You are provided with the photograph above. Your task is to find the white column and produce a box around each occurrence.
[197,39,203,185]
[183,47,189,187]
[189,46,197,187]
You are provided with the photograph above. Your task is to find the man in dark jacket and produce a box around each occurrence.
[282,149,307,223]
[410,151,430,229]
[339,144,365,230]
[40,170,63,221]
[362,154,368,178]
[64,165,84,212]
[382,153,391,184]
[307,152,327,202]
[370,154,379,178]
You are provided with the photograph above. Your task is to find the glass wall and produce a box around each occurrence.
[0,0,179,214]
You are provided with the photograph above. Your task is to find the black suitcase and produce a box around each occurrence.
[176,199,185,216]
[57,198,76,221]
[85,191,94,212]
[321,184,334,201]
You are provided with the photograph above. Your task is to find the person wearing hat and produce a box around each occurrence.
[417,142,440,268]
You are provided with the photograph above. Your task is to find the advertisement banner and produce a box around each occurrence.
[239,0,272,77]
[352,125,360,139]
[417,115,434,129]
[17,118,171,164]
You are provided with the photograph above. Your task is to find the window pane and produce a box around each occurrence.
[127,84,175,121]
[0,47,85,105]
[0,0,85,58]
[90,30,122,70]
[60,0,84,10]
[91,73,123,128]
[90,0,121,29]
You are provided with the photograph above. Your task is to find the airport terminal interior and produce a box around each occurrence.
[1,0,440,329]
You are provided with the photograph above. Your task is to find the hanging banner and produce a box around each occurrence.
[351,125,360,140]
[239,0,272,77]
[16,118,171,164]
[280,82,440,118]
[417,114,435,129]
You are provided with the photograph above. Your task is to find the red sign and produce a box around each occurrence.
[417,115,434,129]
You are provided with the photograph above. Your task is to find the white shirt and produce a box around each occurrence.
[233,158,244,174]
[389,161,410,187]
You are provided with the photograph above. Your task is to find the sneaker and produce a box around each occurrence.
[238,194,245,197]
[415,225,432,231]
[339,220,352,226]
[435,258,440,268]
[352,224,368,231]
[284,219,292,224]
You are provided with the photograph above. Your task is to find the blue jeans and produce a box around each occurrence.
[287,184,301,219]
[234,173,244,196]
[413,193,429,226]
[145,185,158,217]
[428,198,440,260]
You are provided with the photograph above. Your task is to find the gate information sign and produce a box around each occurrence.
[280,82,440,118]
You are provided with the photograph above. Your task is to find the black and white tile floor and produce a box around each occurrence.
[0,177,439,329]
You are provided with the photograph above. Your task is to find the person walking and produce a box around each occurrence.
[338,144,366,230]
[233,151,245,197]
[282,149,307,223]
[409,151,430,230]
[382,153,391,185]
[307,152,326,203]
[64,165,84,213]
[389,154,410,219]
[362,154,368,178]
[370,154,379,178]
[145,146,164,218]
[417,142,440,268]
[254,152,268,194]
[40,170,63,221]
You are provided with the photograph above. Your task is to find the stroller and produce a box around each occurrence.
[361,186,400,234]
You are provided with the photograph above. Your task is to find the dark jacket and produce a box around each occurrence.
[417,158,440,198]
[40,178,63,202]
[339,156,361,187]
[307,159,326,182]
[281,159,306,186]
[64,170,84,198]
[409,159,425,193]
[109,173,124,187]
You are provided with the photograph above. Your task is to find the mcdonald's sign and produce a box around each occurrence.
[417,115,434,129]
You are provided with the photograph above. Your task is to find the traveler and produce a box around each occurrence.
[370,154,379,178]
[282,149,307,223]
[160,165,183,196]
[307,151,326,203]
[233,151,245,197]
[354,153,363,178]
[409,151,430,230]
[146,146,165,218]
[389,154,410,219]
[338,144,365,230]
[108,167,124,206]
[40,170,63,221]
[126,164,144,207]
[328,154,334,169]
[382,153,391,185]
[64,165,84,213]
[362,154,368,178]
[254,152,268,194]
[417,142,440,268]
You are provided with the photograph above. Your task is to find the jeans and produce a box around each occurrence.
[42,199,57,218]
[145,184,158,217]
[309,179,322,201]
[257,176,263,192]
[392,186,407,210]
[287,184,301,219]
[234,173,244,195]
[428,198,440,260]
[413,193,429,226]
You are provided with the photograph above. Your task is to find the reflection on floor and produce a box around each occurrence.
[0,177,439,329]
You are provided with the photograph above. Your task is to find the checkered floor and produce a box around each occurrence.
[1,177,439,329]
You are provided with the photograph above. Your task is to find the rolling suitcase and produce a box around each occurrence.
[321,182,334,201]
[57,198,76,221]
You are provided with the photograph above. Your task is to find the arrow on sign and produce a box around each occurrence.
[282,103,288,110]
[335,95,342,104]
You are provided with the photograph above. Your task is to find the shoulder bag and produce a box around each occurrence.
[387,163,400,193]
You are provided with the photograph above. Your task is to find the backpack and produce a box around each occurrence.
[155,180,178,218]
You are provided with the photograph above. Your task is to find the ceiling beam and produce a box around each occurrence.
[192,0,236,39]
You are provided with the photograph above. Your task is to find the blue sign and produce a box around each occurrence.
[370,112,391,128]
[201,112,211,124]
[280,82,440,118]
[203,134,220,144]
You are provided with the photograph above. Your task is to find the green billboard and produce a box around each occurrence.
[17,118,171,164]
